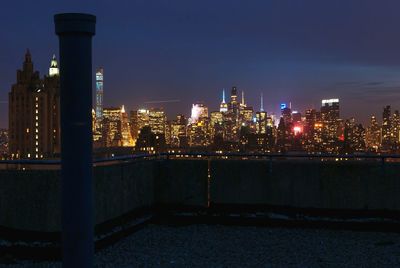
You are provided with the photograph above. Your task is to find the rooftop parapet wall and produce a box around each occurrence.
[0,160,156,232]
[210,160,400,210]
[1,158,400,233]
[154,159,208,207]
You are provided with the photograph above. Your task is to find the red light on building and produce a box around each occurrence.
[293,126,302,135]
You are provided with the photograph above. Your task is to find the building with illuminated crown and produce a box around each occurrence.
[95,68,104,130]
[321,98,340,152]
[8,50,60,159]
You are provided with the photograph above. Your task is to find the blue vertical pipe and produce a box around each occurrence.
[54,13,96,268]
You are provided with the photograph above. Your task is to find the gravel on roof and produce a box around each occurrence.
[3,224,400,267]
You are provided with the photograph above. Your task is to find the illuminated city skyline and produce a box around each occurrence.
[3,2,400,129]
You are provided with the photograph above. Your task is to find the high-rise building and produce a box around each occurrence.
[342,118,365,153]
[366,115,381,151]
[0,129,9,159]
[170,114,187,148]
[95,68,104,129]
[188,118,210,147]
[382,105,392,149]
[281,107,292,126]
[190,103,208,123]
[228,86,239,114]
[102,107,122,147]
[9,50,60,159]
[149,108,166,135]
[255,111,267,134]
[130,109,150,142]
[321,98,340,152]
[135,126,166,154]
[391,110,400,144]
[210,111,224,139]
[219,89,228,113]
[121,105,134,146]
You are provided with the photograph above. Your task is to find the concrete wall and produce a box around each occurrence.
[0,160,156,232]
[210,160,400,210]
[154,159,208,207]
[1,158,400,233]
[0,170,61,232]
[94,160,155,225]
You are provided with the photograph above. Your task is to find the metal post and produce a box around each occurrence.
[54,13,96,268]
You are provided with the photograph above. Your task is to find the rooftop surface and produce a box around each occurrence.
[3,224,400,267]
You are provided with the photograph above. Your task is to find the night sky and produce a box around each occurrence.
[2,0,400,128]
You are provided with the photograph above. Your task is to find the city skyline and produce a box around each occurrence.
[3,1,400,128]
[5,50,398,159]
[2,50,400,129]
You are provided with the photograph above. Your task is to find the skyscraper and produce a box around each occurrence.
[130,109,150,142]
[170,114,187,148]
[121,105,134,146]
[321,98,340,152]
[228,86,239,114]
[102,107,122,147]
[190,103,208,123]
[366,115,381,151]
[149,108,167,135]
[95,67,104,129]
[219,89,228,113]
[382,105,392,150]
[9,50,60,159]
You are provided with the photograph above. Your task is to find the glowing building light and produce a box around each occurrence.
[321,98,339,105]
[190,103,208,123]
[293,126,302,135]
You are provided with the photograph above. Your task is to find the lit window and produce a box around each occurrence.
[26,128,29,133]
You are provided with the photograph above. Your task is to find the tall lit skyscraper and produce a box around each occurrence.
[9,50,60,159]
[366,115,381,151]
[170,114,187,148]
[229,86,239,114]
[321,98,340,152]
[95,67,104,129]
[149,108,167,135]
[102,107,122,147]
[382,105,392,149]
[121,105,134,146]
[219,89,228,113]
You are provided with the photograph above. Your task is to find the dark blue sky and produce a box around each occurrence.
[2,0,400,128]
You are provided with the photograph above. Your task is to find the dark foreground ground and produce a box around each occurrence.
[2,224,400,267]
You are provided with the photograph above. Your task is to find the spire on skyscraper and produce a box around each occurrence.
[220,88,228,113]
[260,93,264,112]
[49,54,59,77]
[241,91,245,106]
[25,49,31,63]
